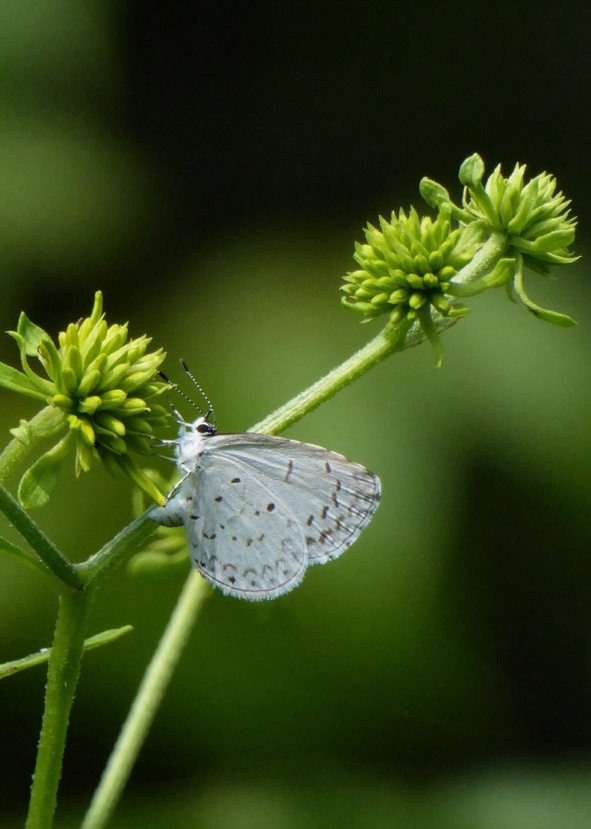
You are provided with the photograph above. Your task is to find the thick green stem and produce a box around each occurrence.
[453,231,508,286]
[77,513,159,585]
[0,483,83,591]
[81,570,208,829]
[26,588,94,829]
[251,318,414,435]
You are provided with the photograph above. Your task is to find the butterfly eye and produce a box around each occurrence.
[197,422,215,435]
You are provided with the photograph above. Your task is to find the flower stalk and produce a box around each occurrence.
[26,589,94,829]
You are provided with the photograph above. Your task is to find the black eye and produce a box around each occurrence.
[197,422,215,434]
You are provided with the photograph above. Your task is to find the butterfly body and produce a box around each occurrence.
[151,416,381,600]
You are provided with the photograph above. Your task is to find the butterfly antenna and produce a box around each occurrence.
[180,359,216,425]
[158,369,207,420]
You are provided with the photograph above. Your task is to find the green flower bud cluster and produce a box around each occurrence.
[458,153,577,270]
[343,153,578,353]
[5,291,170,505]
[341,205,483,325]
[45,316,167,473]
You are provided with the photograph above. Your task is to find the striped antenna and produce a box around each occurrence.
[179,359,216,424]
[158,361,216,425]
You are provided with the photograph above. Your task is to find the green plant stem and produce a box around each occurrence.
[453,230,508,285]
[250,318,412,434]
[250,235,506,437]
[81,570,208,829]
[0,482,83,591]
[78,512,159,584]
[26,588,94,829]
[0,406,65,485]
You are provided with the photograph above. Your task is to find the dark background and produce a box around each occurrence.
[1,2,591,826]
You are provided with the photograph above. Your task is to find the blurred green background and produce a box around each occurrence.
[1,2,591,826]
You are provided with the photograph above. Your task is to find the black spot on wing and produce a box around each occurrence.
[332,479,342,507]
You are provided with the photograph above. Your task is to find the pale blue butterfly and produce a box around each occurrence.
[150,365,380,600]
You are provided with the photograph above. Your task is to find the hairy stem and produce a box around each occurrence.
[250,234,507,438]
[81,571,208,829]
[453,231,508,285]
[77,513,159,584]
[250,319,411,434]
[26,589,94,829]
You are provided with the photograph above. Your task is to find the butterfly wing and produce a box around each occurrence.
[175,451,309,600]
[205,433,381,566]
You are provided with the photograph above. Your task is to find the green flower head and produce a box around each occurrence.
[4,291,170,506]
[458,153,578,269]
[341,203,484,362]
[343,153,578,359]
[420,154,578,328]
[342,204,483,323]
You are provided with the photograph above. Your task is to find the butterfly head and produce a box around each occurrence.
[175,415,217,468]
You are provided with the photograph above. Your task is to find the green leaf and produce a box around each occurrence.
[11,312,52,356]
[37,337,64,385]
[105,452,168,506]
[416,306,443,368]
[7,315,56,395]
[0,625,133,680]
[527,306,577,327]
[0,362,48,400]
[18,433,73,510]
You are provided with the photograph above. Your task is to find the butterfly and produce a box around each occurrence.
[150,370,381,600]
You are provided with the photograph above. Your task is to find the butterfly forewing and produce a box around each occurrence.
[202,433,381,566]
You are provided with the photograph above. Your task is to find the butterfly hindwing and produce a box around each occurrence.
[179,452,308,600]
